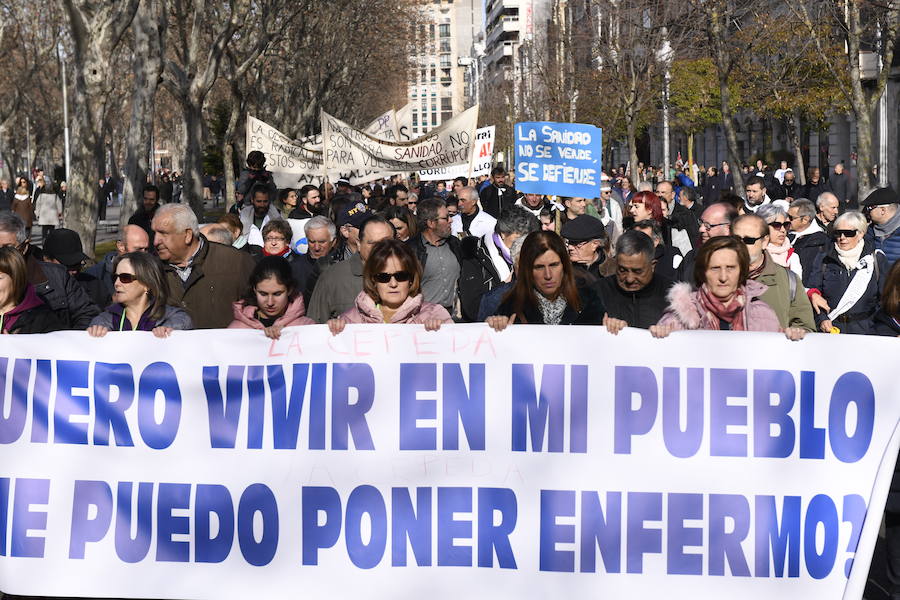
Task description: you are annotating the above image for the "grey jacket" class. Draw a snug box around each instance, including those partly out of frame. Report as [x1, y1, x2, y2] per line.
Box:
[90, 305, 194, 331]
[307, 253, 363, 323]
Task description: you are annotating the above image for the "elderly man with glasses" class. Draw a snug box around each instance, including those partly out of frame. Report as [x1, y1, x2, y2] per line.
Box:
[731, 213, 815, 332]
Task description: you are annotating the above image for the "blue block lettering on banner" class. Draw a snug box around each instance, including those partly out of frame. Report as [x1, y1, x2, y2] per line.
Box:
[514, 122, 602, 198]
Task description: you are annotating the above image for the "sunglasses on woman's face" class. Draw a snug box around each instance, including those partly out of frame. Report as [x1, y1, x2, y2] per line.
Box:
[832, 229, 857, 239]
[374, 271, 412, 284]
[769, 221, 791, 231]
[114, 272, 138, 284]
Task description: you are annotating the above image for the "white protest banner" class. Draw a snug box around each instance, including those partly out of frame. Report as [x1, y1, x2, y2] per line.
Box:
[246, 113, 403, 188]
[0, 326, 897, 600]
[396, 103, 413, 141]
[419, 126, 495, 181]
[322, 105, 479, 174]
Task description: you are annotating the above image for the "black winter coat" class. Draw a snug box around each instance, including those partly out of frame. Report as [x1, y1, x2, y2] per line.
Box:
[458, 235, 510, 322]
[805, 238, 887, 334]
[595, 273, 672, 328]
[6, 304, 66, 334]
[494, 282, 605, 325]
[25, 252, 100, 329]
[479, 184, 517, 219]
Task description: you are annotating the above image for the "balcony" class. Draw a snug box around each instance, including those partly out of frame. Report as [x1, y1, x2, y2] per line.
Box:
[486, 0, 520, 30]
[485, 40, 515, 68]
[486, 15, 520, 48]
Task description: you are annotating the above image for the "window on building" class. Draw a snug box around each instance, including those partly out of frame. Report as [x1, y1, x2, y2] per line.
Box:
[441, 111, 452, 122]
[441, 97, 452, 111]
[440, 40, 451, 53]
[439, 55, 451, 68]
[439, 24, 450, 37]
[432, 113, 438, 126]
[412, 113, 418, 126]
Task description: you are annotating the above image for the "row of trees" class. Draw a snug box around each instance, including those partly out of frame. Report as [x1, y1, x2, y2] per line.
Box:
[482, 0, 897, 199]
[0, 0, 413, 256]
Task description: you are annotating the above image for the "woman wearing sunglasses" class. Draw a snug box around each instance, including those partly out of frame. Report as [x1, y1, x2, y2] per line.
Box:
[806, 211, 888, 334]
[757, 204, 803, 279]
[328, 239, 451, 333]
[87, 252, 193, 337]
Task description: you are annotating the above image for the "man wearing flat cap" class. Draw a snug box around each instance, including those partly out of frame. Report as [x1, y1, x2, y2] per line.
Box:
[862, 187, 900, 266]
[560, 214, 612, 283]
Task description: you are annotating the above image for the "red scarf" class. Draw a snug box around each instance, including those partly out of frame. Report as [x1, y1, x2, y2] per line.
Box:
[698, 284, 746, 331]
[263, 246, 291, 258]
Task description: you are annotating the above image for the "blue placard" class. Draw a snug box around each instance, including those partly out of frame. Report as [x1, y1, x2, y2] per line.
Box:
[513, 122, 603, 198]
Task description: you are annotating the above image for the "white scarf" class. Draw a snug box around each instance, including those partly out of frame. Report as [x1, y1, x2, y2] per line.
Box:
[835, 242, 864, 271]
[828, 250, 881, 321]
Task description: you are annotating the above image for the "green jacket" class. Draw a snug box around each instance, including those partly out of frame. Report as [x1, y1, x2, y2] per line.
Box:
[754, 252, 816, 332]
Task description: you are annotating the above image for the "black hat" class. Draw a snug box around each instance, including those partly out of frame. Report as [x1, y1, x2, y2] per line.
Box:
[43, 228, 88, 268]
[862, 186, 899, 208]
[560, 215, 606, 243]
[337, 201, 371, 228]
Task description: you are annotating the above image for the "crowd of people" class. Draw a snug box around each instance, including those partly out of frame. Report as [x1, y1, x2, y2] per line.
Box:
[0, 151, 898, 344]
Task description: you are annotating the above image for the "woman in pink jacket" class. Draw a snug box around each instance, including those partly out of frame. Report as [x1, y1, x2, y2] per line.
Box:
[651, 236, 805, 340]
[328, 238, 452, 334]
[229, 255, 314, 339]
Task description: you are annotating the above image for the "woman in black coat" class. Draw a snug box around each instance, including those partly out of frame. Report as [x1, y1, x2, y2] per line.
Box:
[874, 260, 900, 336]
[0, 247, 64, 334]
[805, 211, 887, 335]
[486, 231, 605, 329]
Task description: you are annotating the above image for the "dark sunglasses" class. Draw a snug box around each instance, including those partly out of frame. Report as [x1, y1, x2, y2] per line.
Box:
[114, 272, 139, 284]
[769, 221, 791, 231]
[734, 234, 765, 245]
[374, 271, 412, 284]
[832, 229, 857, 239]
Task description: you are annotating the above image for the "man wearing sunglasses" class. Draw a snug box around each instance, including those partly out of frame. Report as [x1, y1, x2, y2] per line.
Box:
[732, 214, 815, 332]
[861, 187, 900, 266]
[0, 212, 100, 329]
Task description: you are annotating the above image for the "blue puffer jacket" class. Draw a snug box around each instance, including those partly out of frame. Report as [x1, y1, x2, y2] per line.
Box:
[806, 237, 887, 334]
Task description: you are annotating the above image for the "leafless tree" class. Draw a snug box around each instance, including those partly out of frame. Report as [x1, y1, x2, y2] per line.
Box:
[61, 0, 139, 257]
[120, 0, 167, 230]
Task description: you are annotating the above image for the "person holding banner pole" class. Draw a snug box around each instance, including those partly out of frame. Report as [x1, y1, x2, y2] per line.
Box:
[650, 236, 806, 340]
[328, 239, 451, 333]
[228, 255, 314, 339]
[87, 252, 193, 338]
[486, 231, 605, 329]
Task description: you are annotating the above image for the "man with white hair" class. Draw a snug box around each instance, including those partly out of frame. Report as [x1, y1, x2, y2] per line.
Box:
[815, 192, 840, 229]
[152, 204, 255, 328]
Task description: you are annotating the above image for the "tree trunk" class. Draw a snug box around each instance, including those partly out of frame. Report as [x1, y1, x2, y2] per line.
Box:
[121, 0, 166, 231]
[855, 106, 874, 203]
[181, 101, 205, 216]
[788, 112, 806, 186]
[222, 81, 243, 213]
[687, 133, 694, 171]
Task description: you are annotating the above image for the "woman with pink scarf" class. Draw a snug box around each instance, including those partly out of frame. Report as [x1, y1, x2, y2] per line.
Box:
[651, 236, 805, 340]
[757, 204, 803, 279]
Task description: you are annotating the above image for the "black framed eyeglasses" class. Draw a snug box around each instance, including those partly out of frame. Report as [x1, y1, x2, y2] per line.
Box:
[374, 271, 412, 283]
[769, 221, 791, 231]
[700, 221, 730, 230]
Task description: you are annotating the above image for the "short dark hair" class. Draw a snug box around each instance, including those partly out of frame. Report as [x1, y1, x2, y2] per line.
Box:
[416, 197, 447, 230]
[261, 219, 293, 242]
[247, 151, 266, 169]
[250, 184, 270, 200]
[616, 230, 655, 261]
[359, 214, 395, 241]
[299, 184, 318, 199]
[631, 219, 662, 242]
[680, 186, 697, 204]
[746, 175, 765, 189]
[143, 185, 159, 199]
[244, 256, 297, 304]
[491, 166, 506, 176]
[693, 235, 750, 288]
[453, 176, 468, 187]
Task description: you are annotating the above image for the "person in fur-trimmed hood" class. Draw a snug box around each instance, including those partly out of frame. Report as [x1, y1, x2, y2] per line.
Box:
[650, 235, 806, 340]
